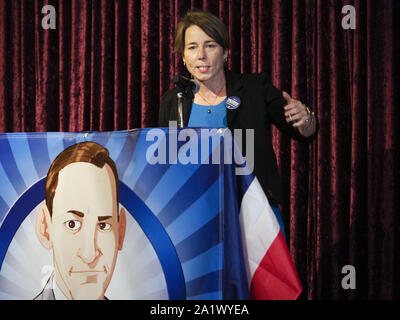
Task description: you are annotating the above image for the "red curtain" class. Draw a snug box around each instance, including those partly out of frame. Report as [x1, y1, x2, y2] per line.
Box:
[0, 0, 398, 299]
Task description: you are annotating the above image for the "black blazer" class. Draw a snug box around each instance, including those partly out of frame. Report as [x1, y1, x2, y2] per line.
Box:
[159, 70, 318, 205]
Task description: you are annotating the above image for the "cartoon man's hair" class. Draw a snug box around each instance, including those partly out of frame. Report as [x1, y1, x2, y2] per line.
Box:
[45, 141, 119, 218]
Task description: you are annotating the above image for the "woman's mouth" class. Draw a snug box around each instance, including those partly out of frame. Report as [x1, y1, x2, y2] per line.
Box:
[197, 66, 210, 73]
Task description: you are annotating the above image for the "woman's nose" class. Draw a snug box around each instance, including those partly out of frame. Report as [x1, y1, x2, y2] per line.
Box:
[197, 46, 206, 59]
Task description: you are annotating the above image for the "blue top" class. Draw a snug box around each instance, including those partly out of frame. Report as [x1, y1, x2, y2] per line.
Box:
[188, 98, 227, 128]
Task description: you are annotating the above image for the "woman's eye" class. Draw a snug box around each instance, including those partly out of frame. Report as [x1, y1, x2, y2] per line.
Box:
[64, 220, 81, 231]
[207, 44, 216, 48]
[187, 46, 196, 50]
[98, 222, 111, 231]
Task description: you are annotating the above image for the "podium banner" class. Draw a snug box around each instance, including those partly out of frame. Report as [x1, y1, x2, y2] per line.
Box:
[0, 128, 301, 300]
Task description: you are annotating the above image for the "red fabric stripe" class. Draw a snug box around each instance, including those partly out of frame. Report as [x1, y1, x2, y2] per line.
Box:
[250, 232, 302, 300]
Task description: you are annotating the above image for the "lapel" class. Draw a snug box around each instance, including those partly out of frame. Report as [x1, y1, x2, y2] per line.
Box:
[182, 94, 193, 127]
[225, 70, 244, 128]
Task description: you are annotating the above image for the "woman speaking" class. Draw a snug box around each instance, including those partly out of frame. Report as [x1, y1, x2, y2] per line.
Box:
[159, 10, 318, 237]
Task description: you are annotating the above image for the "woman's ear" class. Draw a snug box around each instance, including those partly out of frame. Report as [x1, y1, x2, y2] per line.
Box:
[36, 202, 52, 250]
[223, 50, 228, 63]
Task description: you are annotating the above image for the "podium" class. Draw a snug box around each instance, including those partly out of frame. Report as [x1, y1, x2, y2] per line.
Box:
[0, 128, 300, 300]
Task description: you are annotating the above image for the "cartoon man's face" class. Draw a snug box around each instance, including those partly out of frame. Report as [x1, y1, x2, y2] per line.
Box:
[36, 162, 126, 300]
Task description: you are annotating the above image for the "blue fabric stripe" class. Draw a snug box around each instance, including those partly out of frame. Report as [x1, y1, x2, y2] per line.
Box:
[105, 132, 127, 162]
[27, 134, 51, 178]
[174, 214, 220, 263]
[0, 163, 19, 208]
[188, 291, 222, 300]
[47, 133, 67, 163]
[0, 196, 9, 223]
[134, 163, 171, 202]
[114, 132, 140, 178]
[121, 131, 159, 189]
[222, 163, 249, 299]
[186, 271, 221, 298]
[145, 161, 201, 215]
[235, 170, 253, 202]
[166, 177, 221, 245]
[271, 206, 287, 241]
[0, 136, 27, 194]
[181, 243, 223, 283]
[6, 133, 39, 186]
[156, 164, 220, 228]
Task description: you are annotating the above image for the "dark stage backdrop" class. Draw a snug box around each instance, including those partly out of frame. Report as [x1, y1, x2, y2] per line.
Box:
[0, 0, 399, 299]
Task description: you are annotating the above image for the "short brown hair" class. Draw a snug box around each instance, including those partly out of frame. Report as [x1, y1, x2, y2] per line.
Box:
[45, 141, 119, 217]
[174, 9, 229, 56]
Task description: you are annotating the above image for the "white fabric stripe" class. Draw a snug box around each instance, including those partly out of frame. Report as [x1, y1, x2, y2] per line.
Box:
[239, 177, 280, 287]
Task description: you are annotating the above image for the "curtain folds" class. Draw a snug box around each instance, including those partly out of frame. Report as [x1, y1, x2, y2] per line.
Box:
[0, 0, 398, 299]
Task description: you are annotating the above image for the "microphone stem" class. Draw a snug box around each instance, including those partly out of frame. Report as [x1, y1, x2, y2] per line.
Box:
[177, 92, 184, 128]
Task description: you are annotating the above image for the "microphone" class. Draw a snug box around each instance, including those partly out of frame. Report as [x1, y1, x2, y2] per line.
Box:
[173, 75, 200, 97]
[173, 75, 199, 127]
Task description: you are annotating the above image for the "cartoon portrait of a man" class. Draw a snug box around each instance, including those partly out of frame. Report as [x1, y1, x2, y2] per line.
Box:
[34, 141, 127, 300]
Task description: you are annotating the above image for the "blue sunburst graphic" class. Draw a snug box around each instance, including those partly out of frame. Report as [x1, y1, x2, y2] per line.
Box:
[0, 129, 226, 300]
